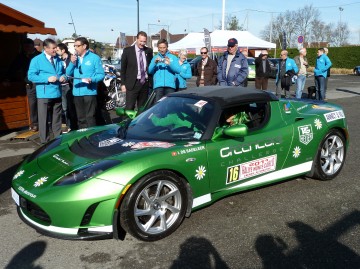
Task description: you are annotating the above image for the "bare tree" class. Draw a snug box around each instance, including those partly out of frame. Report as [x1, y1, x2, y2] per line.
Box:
[217, 15, 244, 31]
[331, 22, 350, 46]
[294, 5, 320, 44]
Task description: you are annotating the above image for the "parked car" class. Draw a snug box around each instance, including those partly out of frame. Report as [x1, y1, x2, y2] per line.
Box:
[353, 66, 360, 75]
[189, 56, 202, 76]
[269, 58, 280, 79]
[247, 57, 255, 80]
[12, 87, 348, 241]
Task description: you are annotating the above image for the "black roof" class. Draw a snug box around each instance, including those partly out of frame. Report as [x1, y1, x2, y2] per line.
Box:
[172, 86, 278, 107]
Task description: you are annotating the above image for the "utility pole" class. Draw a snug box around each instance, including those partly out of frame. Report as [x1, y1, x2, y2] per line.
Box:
[69, 12, 77, 36]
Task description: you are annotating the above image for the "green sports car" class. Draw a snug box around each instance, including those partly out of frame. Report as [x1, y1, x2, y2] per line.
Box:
[11, 87, 349, 241]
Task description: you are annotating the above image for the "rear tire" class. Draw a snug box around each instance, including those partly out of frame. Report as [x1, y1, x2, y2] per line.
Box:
[119, 170, 188, 241]
[312, 129, 346, 180]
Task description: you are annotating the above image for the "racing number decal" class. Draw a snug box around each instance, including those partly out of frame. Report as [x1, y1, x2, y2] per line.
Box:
[227, 165, 240, 183]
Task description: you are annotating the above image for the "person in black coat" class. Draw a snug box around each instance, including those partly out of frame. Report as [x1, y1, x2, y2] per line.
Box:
[254, 50, 272, 90]
[120, 31, 153, 110]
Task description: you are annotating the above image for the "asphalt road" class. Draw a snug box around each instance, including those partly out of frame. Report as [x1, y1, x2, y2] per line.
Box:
[0, 75, 360, 269]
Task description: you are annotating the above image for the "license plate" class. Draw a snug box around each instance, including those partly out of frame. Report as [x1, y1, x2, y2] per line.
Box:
[11, 188, 20, 206]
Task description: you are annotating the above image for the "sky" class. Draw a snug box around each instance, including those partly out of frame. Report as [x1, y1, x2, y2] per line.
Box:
[2, 0, 360, 45]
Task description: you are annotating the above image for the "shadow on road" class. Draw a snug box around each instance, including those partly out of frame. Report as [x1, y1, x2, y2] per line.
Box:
[256, 210, 360, 269]
[5, 241, 46, 269]
[170, 236, 229, 269]
[336, 88, 360, 96]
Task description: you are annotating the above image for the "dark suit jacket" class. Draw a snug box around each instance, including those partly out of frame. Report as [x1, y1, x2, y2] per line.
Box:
[120, 45, 153, 90]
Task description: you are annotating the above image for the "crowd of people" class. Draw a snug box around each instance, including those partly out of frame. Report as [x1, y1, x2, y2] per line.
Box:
[254, 47, 332, 100]
[5, 31, 332, 144]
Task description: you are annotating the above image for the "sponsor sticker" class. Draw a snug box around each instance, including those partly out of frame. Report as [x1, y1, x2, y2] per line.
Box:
[53, 154, 70, 166]
[34, 177, 48, 187]
[312, 105, 336, 111]
[284, 102, 291, 113]
[314, 118, 322, 130]
[194, 100, 208, 108]
[226, 155, 277, 184]
[298, 124, 313, 145]
[131, 141, 175, 149]
[324, 110, 345, 122]
[99, 137, 123, 147]
[172, 145, 205, 156]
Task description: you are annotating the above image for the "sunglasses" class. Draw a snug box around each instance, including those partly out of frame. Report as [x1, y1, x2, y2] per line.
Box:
[227, 45, 235, 48]
[200, 52, 207, 54]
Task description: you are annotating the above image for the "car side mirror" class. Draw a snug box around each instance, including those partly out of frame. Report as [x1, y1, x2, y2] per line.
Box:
[115, 108, 137, 119]
[212, 124, 248, 140]
[223, 124, 248, 137]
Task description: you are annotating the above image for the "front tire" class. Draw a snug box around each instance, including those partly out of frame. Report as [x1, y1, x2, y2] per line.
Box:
[313, 130, 346, 180]
[120, 171, 188, 241]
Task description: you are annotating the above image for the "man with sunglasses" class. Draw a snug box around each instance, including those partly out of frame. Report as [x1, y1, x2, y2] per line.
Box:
[217, 38, 248, 87]
[196, 47, 217, 87]
[66, 37, 105, 128]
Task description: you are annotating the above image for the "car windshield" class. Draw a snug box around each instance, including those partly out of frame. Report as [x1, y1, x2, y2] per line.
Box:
[124, 96, 214, 141]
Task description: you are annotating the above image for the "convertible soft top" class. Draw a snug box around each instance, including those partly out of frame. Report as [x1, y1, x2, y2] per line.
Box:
[172, 86, 278, 107]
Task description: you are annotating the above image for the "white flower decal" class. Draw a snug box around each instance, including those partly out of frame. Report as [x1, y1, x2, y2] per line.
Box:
[122, 142, 136, 147]
[34, 176, 48, 187]
[293, 146, 301, 158]
[314, 118, 322, 130]
[195, 165, 206, 180]
[77, 128, 88, 132]
[13, 170, 24, 180]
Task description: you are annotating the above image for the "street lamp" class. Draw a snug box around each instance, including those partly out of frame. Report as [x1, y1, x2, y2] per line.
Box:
[339, 7, 344, 45]
[137, 0, 140, 33]
[68, 12, 77, 36]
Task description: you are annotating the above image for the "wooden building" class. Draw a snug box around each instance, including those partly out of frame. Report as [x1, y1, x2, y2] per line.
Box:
[0, 3, 56, 130]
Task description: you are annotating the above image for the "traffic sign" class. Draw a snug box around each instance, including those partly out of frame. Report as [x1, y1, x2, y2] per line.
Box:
[298, 35, 304, 43]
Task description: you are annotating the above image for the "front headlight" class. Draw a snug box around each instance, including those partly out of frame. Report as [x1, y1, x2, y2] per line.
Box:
[54, 159, 121, 186]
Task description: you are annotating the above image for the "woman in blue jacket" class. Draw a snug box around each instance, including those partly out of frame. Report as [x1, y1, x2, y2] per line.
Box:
[175, 49, 192, 91]
[148, 39, 181, 101]
[276, 50, 299, 98]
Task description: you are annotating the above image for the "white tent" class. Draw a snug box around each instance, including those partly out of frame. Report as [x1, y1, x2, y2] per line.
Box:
[168, 32, 205, 51]
[210, 30, 276, 49]
[168, 30, 276, 51]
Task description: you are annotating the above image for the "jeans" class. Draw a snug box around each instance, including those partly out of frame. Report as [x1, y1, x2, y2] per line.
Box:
[315, 76, 326, 100]
[295, 74, 306, 99]
[155, 87, 175, 102]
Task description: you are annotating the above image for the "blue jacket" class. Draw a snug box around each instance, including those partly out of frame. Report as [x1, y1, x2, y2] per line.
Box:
[66, 50, 105, 96]
[148, 51, 181, 89]
[28, 53, 65, 98]
[217, 51, 248, 86]
[314, 54, 332, 77]
[175, 60, 192, 89]
[276, 58, 299, 84]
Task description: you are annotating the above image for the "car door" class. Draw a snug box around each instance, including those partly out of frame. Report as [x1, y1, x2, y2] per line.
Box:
[206, 101, 295, 193]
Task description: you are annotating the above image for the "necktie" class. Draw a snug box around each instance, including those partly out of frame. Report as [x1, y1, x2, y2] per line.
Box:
[139, 49, 146, 84]
[50, 57, 55, 69]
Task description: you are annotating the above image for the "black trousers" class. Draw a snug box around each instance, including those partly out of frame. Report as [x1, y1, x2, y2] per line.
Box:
[26, 83, 38, 127]
[125, 80, 149, 110]
[73, 95, 97, 128]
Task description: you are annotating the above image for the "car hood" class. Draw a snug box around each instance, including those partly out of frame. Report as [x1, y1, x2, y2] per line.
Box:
[36, 128, 186, 176]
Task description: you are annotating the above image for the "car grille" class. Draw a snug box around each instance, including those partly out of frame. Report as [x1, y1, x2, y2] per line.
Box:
[20, 196, 51, 225]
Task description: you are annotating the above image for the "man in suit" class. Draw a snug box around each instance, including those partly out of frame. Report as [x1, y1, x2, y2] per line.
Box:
[121, 31, 153, 110]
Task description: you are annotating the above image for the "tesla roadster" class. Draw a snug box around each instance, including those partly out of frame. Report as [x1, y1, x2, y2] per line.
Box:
[11, 86, 349, 241]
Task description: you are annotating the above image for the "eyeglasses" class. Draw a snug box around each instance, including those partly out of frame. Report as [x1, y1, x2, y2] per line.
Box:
[74, 44, 83, 48]
[200, 52, 207, 54]
[280, 54, 286, 56]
